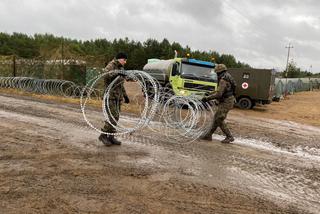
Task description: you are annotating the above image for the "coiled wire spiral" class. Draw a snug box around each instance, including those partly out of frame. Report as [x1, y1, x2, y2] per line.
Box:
[80, 70, 215, 144]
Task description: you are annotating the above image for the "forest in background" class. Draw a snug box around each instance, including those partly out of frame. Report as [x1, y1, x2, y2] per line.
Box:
[0, 32, 250, 69]
[1, 32, 319, 78]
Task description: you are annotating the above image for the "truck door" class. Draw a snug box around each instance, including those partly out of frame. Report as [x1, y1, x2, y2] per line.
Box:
[169, 62, 183, 94]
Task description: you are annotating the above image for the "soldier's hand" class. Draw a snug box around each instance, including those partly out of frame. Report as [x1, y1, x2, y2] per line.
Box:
[125, 76, 136, 82]
[212, 99, 219, 105]
[201, 96, 209, 103]
[118, 71, 126, 77]
[124, 95, 130, 104]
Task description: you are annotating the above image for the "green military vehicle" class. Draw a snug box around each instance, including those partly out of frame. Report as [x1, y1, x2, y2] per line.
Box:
[143, 58, 218, 99]
[228, 68, 275, 109]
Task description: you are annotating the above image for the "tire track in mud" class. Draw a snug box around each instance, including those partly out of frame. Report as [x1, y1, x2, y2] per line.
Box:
[127, 131, 320, 213]
[0, 113, 288, 214]
[1, 94, 320, 213]
[228, 115, 320, 149]
[228, 154, 320, 211]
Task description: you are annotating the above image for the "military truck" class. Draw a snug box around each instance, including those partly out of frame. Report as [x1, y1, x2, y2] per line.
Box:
[228, 68, 275, 109]
[143, 58, 218, 98]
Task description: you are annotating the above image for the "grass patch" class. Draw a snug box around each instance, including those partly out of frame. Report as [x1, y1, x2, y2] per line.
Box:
[0, 88, 144, 116]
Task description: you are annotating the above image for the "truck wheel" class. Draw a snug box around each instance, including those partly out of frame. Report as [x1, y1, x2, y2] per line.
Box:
[238, 97, 252, 109]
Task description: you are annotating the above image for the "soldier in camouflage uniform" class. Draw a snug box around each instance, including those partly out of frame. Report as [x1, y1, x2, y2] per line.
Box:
[201, 64, 236, 143]
[99, 52, 130, 146]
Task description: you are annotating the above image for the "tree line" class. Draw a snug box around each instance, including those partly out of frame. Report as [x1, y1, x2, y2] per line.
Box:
[0, 32, 250, 69]
[276, 61, 319, 78]
[1, 32, 318, 78]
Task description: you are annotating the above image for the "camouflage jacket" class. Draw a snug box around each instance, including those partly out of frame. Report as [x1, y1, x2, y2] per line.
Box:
[104, 59, 128, 101]
[206, 71, 235, 102]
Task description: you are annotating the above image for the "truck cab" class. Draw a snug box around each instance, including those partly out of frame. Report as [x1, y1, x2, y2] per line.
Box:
[143, 58, 217, 99]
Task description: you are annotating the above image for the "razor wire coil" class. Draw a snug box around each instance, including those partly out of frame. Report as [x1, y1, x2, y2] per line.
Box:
[80, 70, 215, 143]
[0, 71, 215, 144]
[0, 76, 101, 98]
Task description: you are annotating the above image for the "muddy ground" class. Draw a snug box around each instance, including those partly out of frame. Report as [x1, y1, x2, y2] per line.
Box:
[0, 91, 320, 214]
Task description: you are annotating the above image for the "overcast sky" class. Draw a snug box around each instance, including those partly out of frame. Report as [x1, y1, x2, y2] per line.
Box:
[0, 0, 319, 73]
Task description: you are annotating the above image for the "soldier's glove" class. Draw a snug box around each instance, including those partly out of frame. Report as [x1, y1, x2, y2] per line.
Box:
[212, 99, 219, 105]
[124, 95, 130, 104]
[201, 96, 209, 103]
[125, 76, 136, 82]
[118, 71, 127, 77]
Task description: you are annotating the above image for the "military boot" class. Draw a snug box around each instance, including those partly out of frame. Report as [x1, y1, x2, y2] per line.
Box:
[201, 133, 213, 141]
[108, 135, 122, 145]
[201, 124, 218, 141]
[220, 126, 234, 144]
[99, 134, 112, 146]
[221, 136, 234, 144]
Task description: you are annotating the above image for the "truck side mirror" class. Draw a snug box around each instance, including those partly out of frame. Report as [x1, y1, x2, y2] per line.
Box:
[172, 63, 179, 76]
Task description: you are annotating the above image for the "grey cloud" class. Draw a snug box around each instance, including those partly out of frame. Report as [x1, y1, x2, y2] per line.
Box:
[0, 0, 319, 72]
[169, 0, 223, 23]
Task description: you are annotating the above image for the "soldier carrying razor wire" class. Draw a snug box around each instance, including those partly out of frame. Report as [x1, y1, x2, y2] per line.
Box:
[99, 52, 130, 146]
[201, 64, 236, 144]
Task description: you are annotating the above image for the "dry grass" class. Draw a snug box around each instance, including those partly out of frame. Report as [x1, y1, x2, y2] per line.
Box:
[3, 84, 319, 127]
[0, 87, 144, 115]
[0, 87, 86, 104]
[233, 90, 320, 127]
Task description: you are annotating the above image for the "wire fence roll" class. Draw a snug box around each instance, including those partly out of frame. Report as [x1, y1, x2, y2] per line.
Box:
[80, 69, 215, 144]
[273, 77, 320, 100]
[0, 76, 101, 98]
[0, 71, 215, 144]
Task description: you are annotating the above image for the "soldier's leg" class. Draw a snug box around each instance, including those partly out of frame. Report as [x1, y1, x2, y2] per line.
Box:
[220, 120, 231, 136]
[102, 99, 120, 133]
[218, 107, 234, 143]
[214, 107, 228, 131]
[210, 106, 233, 143]
[201, 106, 222, 140]
[106, 100, 122, 145]
[221, 97, 235, 143]
[100, 99, 120, 146]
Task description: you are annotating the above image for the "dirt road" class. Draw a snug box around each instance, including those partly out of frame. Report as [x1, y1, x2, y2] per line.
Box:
[0, 92, 320, 213]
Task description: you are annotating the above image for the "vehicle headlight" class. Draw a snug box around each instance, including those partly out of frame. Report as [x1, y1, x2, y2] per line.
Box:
[180, 90, 186, 95]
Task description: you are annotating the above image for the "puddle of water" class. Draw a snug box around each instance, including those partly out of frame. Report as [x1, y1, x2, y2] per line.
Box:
[267, 119, 320, 133]
[212, 134, 320, 162]
[227, 165, 320, 214]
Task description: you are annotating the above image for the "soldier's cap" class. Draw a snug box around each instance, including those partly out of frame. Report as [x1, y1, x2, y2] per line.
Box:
[215, 64, 227, 73]
[116, 52, 128, 60]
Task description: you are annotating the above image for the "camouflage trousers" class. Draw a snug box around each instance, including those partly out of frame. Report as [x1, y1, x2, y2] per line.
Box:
[206, 96, 235, 138]
[101, 99, 121, 134]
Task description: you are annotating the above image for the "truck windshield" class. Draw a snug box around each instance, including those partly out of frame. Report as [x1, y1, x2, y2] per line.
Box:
[181, 63, 217, 82]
